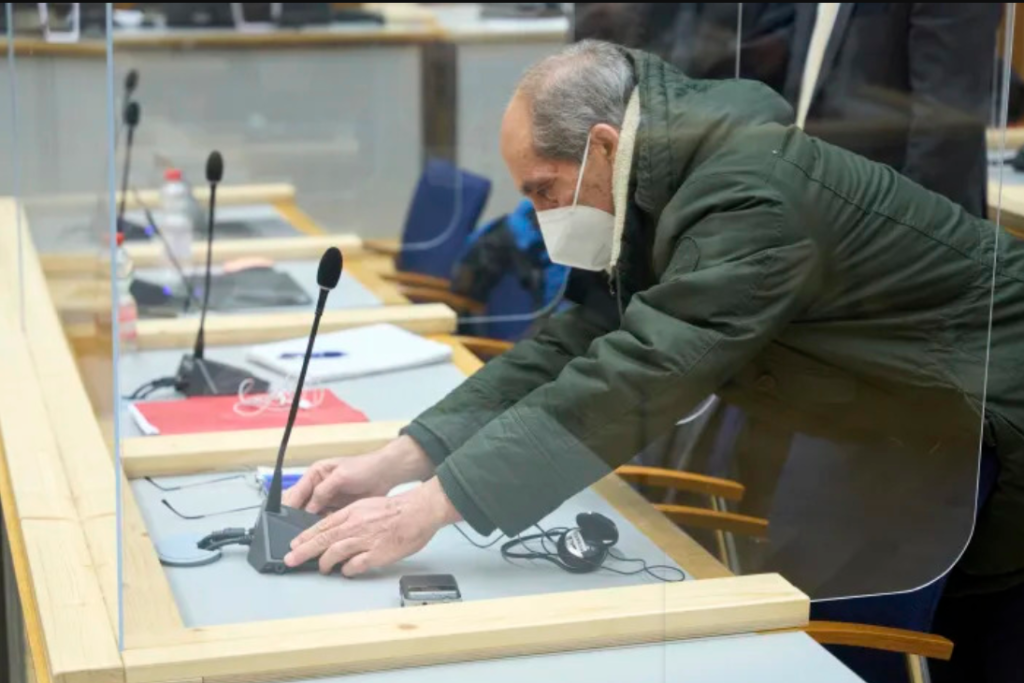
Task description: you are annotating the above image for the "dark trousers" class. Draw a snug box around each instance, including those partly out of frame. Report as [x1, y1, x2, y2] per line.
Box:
[931, 579, 1024, 683]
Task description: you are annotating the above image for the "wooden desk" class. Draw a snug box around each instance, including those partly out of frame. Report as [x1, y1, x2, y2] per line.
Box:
[0, 196, 808, 683]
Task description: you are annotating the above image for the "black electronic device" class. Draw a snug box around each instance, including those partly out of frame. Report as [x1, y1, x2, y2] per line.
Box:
[162, 3, 235, 28]
[173, 152, 270, 397]
[330, 6, 383, 25]
[400, 574, 462, 606]
[480, 3, 565, 19]
[247, 247, 344, 574]
[277, 3, 333, 27]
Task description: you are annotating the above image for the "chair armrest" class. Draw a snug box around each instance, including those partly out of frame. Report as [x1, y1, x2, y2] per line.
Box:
[396, 285, 486, 316]
[654, 504, 769, 539]
[615, 465, 745, 502]
[797, 622, 954, 661]
[379, 271, 453, 290]
[362, 238, 402, 256]
[450, 336, 514, 360]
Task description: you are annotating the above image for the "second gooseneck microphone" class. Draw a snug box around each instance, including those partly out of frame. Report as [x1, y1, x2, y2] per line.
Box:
[193, 151, 223, 361]
[117, 101, 140, 230]
[173, 151, 268, 397]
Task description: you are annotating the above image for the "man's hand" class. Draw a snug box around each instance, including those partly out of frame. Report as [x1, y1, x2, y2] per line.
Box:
[283, 436, 434, 515]
[283, 477, 461, 577]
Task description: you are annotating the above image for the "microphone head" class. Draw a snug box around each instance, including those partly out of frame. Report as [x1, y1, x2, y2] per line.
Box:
[125, 69, 139, 95]
[123, 101, 140, 127]
[317, 247, 343, 290]
[205, 151, 224, 184]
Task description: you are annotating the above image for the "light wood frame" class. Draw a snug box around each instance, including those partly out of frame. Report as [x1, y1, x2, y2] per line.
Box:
[0, 197, 810, 683]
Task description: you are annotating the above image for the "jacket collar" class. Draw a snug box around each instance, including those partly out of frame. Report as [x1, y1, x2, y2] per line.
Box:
[609, 88, 641, 272]
[613, 47, 794, 250]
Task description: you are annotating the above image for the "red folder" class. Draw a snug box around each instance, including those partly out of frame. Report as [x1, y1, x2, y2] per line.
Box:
[129, 390, 368, 436]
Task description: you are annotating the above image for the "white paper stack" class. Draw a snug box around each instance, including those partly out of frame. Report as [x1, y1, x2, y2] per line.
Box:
[246, 323, 453, 383]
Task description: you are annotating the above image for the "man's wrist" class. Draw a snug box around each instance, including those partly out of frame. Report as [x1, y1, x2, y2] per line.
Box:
[380, 435, 435, 483]
[419, 476, 462, 530]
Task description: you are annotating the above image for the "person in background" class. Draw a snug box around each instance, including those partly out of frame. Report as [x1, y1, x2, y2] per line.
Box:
[576, 3, 1002, 219]
[573, 3, 793, 91]
[783, 3, 1002, 218]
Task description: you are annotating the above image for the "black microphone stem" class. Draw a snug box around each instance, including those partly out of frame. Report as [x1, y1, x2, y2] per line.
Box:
[117, 125, 134, 225]
[194, 183, 217, 360]
[265, 288, 329, 514]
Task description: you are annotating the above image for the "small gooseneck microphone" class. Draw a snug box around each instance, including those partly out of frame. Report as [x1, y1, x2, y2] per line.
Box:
[115, 69, 139, 152]
[117, 101, 141, 231]
[173, 151, 269, 397]
[125, 69, 139, 98]
[249, 248, 344, 574]
[194, 151, 224, 361]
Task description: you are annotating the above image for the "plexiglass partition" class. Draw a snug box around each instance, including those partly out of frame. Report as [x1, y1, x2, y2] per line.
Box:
[3, 3, 1022, 683]
[574, 1, 1016, 603]
[2, 3, 122, 681]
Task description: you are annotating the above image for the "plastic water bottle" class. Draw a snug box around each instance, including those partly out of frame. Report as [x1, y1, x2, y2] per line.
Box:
[159, 168, 194, 275]
[115, 232, 139, 352]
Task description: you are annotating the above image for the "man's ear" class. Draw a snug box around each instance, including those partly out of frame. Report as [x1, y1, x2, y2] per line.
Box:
[591, 123, 620, 162]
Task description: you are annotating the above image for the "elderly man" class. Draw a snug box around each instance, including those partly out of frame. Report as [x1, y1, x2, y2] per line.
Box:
[283, 40, 1024, 649]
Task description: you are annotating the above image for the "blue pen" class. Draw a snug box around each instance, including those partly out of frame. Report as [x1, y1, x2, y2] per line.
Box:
[279, 351, 346, 360]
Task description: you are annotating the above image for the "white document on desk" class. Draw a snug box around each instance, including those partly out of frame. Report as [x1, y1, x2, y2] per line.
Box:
[246, 323, 453, 383]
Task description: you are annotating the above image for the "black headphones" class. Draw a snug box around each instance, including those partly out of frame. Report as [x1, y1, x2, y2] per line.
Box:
[501, 512, 621, 574]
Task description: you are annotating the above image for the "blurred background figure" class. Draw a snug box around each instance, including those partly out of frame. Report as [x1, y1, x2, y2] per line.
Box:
[573, 3, 792, 89]
[574, 3, 1003, 218]
[784, 3, 1002, 219]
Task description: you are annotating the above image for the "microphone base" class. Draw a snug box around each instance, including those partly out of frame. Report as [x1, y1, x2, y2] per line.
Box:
[247, 505, 321, 574]
[174, 355, 269, 397]
[118, 217, 152, 242]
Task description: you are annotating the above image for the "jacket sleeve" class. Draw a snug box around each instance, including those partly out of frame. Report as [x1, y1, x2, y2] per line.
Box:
[904, 4, 1002, 216]
[401, 303, 612, 468]
[434, 197, 822, 535]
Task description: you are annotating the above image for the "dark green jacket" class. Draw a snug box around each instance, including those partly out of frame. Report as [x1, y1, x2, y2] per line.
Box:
[404, 50, 1024, 589]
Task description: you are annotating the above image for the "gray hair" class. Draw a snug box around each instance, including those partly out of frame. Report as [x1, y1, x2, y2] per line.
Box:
[517, 40, 636, 162]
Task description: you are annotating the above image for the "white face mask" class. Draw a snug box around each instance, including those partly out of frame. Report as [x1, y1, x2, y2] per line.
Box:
[535, 135, 615, 271]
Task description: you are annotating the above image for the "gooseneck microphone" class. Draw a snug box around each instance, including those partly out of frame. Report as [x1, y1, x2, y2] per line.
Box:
[125, 69, 139, 99]
[115, 69, 139, 152]
[117, 101, 140, 232]
[173, 151, 269, 397]
[249, 247, 344, 574]
[194, 151, 223, 361]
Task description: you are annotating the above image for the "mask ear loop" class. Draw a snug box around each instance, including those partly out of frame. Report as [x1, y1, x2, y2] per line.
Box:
[571, 133, 594, 209]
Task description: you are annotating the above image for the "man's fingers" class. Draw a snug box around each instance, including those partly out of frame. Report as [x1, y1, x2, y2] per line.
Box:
[293, 507, 350, 549]
[319, 538, 365, 575]
[282, 463, 328, 509]
[307, 469, 348, 515]
[285, 514, 348, 567]
[341, 552, 374, 578]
